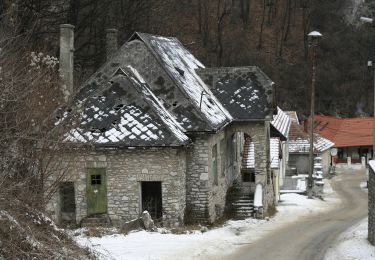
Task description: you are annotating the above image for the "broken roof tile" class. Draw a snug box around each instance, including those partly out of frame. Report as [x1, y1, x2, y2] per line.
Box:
[197, 67, 273, 121]
[62, 66, 190, 147]
[134, 33, 232, 131]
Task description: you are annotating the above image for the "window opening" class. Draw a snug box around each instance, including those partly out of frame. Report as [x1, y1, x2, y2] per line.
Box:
[212, 144, 218, 185]
[91, 174, 101, 185]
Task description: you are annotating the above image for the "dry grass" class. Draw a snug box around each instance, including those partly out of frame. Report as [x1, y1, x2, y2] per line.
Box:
[0, 196, 95, 259]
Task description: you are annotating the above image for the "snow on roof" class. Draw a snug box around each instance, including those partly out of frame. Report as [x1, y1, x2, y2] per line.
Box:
[197, 67, 273, 120]
[313, 133, 335, 153]
[289, 138, 310, 153]
[287, 111, 335, 154]
[62, 66, 190, 147]
[271, 107, 291, 139]
[242, 137, 280, 169]
[270, 138, 280, 168]
[136, 33, 232, 130]
[285, 111, 299, 123]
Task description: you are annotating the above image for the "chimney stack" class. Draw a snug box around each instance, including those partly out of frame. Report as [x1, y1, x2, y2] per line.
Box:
[105, 28, 118, 61]
[59, 24, 74, 101]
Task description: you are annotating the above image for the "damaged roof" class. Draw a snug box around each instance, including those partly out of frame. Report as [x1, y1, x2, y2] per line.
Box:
[196, 67, 273, 121]
[61, 66, 190, 147]
[64, 32, 274, 148]
[132, 33, 232, 131]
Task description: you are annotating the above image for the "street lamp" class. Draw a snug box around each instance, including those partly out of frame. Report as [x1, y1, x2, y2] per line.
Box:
[360, 17, 375, 159]
[308, 30, 323, 199]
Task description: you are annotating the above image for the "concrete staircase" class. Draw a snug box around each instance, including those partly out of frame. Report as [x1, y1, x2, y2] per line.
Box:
[80, 214, 112, 227]
[232, 194, 254, 219]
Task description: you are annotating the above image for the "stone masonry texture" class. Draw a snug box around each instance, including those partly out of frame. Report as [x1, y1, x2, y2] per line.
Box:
[46, 148, 186, 227]
[185, 121, 274, 224]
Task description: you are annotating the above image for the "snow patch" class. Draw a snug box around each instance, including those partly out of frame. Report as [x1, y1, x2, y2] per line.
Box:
[325, 218, 375, 260]
[75, 184, 340, 260]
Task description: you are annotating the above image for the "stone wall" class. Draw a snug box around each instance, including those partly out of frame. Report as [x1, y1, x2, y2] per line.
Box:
[184, 121, 274, 223]
[46, 148, 186, 227]
[369, 162, 375, 245]
[225, 121, 275, 214]
[185, 135, 210, 223]
[185, 129, 243, 224]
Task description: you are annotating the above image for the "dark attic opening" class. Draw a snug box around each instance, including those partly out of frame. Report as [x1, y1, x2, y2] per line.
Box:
[141, 181, 162, 220]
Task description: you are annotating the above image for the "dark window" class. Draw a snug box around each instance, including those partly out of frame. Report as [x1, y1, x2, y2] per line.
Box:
[242, 170, 255, 182]
[91, 174, 101, 185]
[220, 139, 225, 177]
[227, 134, 236, 167]
[212, 144, 218, 185]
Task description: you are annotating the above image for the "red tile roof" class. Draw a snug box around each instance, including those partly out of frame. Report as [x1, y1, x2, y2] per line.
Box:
[313, 115, 373, 147]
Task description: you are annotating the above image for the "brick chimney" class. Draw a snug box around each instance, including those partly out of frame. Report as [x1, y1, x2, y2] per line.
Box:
[105, 28, 118, 61]
[59, 24, 74, 101]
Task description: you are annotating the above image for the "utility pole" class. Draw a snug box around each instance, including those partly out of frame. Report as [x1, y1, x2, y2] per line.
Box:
[307, 31, 322, 199]
[360, 17, 375, 159]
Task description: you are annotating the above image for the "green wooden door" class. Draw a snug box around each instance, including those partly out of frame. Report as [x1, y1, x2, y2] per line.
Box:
[86, 168, 107, 215]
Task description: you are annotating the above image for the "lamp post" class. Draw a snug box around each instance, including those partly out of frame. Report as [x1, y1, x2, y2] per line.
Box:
[307, 31, 323, 199]
[360, 16, 375, 159]
[359, 16, 375, 160]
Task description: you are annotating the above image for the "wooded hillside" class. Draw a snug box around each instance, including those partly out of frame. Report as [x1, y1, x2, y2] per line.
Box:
[2, 0, 375, 117]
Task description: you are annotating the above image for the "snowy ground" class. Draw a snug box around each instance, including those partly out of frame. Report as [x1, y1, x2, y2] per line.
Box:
[324, 179, 374, 260]
[325, 218, 375, 260]
[76, 180, 340, 260]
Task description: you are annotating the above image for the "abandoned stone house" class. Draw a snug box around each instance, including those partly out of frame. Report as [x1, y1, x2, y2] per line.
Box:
[47, 24, 279, 227]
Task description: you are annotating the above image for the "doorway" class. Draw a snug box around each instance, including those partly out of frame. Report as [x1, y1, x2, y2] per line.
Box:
[59, 182, 76, 222]
[86, 168, 107, 215]
[141, 182, 162, 220]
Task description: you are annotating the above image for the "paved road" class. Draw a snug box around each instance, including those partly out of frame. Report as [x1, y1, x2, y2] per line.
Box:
[224, 169, 368, 260]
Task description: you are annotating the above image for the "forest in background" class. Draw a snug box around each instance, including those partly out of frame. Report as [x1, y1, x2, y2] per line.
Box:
[2, 0, 375, 117]
[1, 1, 375, 258]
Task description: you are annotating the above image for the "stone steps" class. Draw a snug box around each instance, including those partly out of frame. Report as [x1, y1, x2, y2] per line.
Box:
[232, 195, 254, 219]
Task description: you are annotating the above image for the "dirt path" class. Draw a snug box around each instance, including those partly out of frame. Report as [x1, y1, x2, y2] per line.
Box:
[224, 169, 368, 260]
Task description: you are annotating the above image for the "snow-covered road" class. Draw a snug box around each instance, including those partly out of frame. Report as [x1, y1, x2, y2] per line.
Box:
[227, 169, 368, 260]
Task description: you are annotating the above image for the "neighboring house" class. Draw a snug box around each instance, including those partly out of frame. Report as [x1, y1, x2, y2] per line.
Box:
[286, 112, 334, 175]
[46, 25, 276, 226]
[313, 115, 373, 166]
[270, 107, 291, 200]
